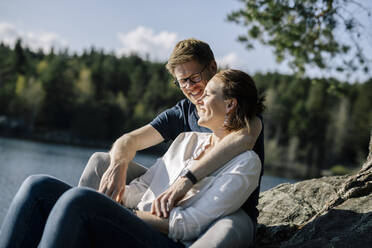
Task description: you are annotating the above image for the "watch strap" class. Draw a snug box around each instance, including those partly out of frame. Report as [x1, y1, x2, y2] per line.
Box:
[183, 170, 197, 184]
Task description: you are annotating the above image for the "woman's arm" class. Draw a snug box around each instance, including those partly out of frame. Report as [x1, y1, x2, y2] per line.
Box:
[190, 116, 261, 180]
[168, 154, 261, 241]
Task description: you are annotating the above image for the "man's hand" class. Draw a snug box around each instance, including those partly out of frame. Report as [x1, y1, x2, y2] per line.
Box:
[151, 177, 193, 218]
[99, 162, 128, 203]
[136, 210, 169, 234]
[98, 125, 164, 203]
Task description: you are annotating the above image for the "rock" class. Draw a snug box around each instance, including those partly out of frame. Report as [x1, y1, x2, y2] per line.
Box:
[256, 176, 372, 248]
[283, 195, 372, 248]
[255, 131, 372, 248]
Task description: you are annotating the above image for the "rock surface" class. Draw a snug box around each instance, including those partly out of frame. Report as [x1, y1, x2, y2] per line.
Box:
[255, 131, 372, 248]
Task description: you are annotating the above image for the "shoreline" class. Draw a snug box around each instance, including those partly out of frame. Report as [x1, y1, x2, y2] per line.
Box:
[0, 132, 168, 157]
[0, 133, 301, 180]
[1, 133, 347, 181]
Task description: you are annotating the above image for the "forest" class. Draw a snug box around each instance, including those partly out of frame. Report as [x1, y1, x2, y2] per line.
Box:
[0, 39, 371, 179]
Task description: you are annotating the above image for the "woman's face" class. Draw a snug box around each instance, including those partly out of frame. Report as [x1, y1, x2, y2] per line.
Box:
[197, 76, 228, 130]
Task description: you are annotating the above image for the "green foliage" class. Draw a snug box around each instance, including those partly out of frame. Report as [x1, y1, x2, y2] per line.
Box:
[255, 72, 372, 177]
[0, 41, 371, 178]
[228, 0, 371, 75]
[330, 164, 352, 175]
[0, 42, 182, 143]
[350, 79, 372, 161]
[228, 0, 371, 177]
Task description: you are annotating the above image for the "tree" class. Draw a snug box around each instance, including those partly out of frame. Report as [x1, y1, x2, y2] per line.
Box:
[303, 80, 330, 176]
[39, 56, 76, 130]
[228, 0, 372, 75]
[0, 44, 16, 115]
[351, 79, 372, 162]
[12, 39, 27, 75]
[14, 75, 45, 131]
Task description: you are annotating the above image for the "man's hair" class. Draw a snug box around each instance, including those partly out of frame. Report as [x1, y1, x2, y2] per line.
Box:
[216, 69, 265, 132]
[166, 38, 215, 76]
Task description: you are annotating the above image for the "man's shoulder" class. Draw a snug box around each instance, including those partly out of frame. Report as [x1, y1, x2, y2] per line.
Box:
[174, 98, 194, 110]
[162, 98, 194, 116]
[171, 99, 197, 123]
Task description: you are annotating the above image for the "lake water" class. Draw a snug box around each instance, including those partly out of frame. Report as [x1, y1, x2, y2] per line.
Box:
[0, 137, 296, 225]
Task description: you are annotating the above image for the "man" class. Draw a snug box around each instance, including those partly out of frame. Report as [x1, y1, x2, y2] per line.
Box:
[79, 38, 264, 247]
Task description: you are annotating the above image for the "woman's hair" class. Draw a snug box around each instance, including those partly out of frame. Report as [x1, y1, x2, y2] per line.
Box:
[215, 69, 265, 132]
[166, 38, 215, 76]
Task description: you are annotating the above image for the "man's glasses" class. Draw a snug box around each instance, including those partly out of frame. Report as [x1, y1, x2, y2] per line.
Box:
[174, 64, 208, 88]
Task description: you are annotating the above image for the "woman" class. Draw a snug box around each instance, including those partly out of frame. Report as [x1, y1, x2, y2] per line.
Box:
[0, 69, 264, 248]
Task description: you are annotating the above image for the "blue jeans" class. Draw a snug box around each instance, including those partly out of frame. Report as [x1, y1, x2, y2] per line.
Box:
[79, 152, 256, 248]
[0, 175, 184, 248]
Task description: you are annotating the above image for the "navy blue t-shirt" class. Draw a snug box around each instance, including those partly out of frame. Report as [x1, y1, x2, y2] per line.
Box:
[150, 98, 264, 224]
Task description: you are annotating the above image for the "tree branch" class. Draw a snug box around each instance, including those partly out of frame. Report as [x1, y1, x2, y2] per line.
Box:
[315, 0, 334, 19]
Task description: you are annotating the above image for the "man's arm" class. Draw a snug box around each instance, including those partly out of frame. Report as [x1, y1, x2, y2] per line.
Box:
[99, 124, 164, 202]
[135, 210, 169, 234]
[152, 117, 262, 217]
[190, 116, 262, 180]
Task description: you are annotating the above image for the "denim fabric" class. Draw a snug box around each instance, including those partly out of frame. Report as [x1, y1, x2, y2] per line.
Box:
[0, 175, 70, 247]
[0, 175, 184, 248]
[78, 152, 256, 248]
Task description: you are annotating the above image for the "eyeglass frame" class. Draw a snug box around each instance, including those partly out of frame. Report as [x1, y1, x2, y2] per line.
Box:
[173, 64, 208, 88]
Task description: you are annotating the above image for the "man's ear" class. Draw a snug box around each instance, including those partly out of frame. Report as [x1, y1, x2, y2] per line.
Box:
[225, 98, 237, 114]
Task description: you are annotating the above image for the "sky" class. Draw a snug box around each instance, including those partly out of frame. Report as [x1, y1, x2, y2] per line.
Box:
[1, 0, 371, 82]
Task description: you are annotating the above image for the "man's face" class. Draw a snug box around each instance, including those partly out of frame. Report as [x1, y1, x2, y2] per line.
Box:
[174, 60, 212, 105]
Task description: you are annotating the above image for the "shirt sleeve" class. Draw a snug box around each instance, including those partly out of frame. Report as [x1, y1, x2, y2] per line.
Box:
[150, 100, 186, 142]
[167, 154, 261, 242]
[121, 159, 161, 208]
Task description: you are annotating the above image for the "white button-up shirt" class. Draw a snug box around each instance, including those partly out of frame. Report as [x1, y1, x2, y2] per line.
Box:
[122, 132, 261, 243]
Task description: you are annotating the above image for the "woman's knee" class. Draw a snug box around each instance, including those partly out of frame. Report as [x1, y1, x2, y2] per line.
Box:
[21, 175, 59, 195]
[54, 188, 99, 213]
[12, 175, 68, 207]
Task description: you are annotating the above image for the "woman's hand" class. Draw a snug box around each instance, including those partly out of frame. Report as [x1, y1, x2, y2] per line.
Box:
[151, 177, 193, 218]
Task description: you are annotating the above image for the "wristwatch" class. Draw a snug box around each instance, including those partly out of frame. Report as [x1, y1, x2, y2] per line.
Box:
[180, 169, 197, 184]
